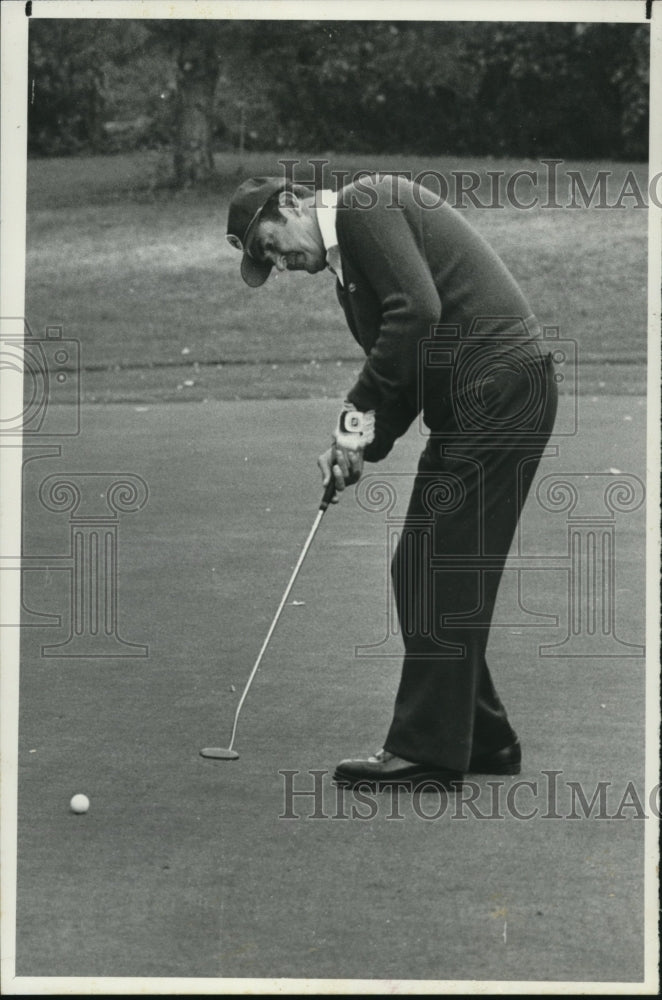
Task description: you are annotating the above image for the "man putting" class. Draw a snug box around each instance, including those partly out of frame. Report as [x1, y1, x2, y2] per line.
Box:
[226, 172, 558, 789]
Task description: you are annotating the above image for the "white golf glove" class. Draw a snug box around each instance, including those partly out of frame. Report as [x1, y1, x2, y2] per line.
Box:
[318, 403, 375, 500]
[333, 402, 376, 451]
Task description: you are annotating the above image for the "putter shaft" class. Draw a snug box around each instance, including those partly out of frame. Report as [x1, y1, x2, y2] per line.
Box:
[224, 482, 335, 753]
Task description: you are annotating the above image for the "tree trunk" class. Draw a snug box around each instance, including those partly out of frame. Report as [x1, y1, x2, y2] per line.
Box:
[173, 33, 220, 187]
[86, 64, 107, 153]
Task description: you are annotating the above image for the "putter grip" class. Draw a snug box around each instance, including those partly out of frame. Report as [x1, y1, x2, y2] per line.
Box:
[320, 480, 337, 511]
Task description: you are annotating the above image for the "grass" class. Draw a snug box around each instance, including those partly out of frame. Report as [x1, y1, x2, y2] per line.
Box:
[15, 394, 647, 981]
[24, 150, 649, 401]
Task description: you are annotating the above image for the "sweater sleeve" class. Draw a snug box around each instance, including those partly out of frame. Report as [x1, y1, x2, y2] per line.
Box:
[362, 394, 419, 463]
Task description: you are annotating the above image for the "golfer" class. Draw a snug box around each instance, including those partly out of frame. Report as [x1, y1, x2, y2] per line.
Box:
[226, 173, 558, 788]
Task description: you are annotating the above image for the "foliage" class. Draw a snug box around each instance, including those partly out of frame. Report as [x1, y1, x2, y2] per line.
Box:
[246, 22, 479, 153]
[465, 22, 650, 159]
[27, 19, 649, 162]
[28, 20, 155, 155]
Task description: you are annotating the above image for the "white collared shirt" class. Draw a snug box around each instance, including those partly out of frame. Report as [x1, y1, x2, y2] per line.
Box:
[315, 189, 343, 286]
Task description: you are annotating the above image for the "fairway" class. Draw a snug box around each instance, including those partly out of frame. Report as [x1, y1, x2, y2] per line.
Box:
[24, 153, 648, 397]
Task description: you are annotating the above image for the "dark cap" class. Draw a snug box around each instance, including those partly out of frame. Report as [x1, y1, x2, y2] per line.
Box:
[226, 176, 288, 287]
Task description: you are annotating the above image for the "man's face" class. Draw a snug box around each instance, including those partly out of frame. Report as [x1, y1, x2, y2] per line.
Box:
[250, 202, 327, 277]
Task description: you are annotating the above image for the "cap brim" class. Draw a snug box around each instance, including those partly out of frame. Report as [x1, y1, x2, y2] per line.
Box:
[241, 252, 272, 287]
[238, 205, 274, 287]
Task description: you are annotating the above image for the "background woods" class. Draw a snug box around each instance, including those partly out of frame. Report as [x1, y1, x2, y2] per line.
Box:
[27, 19, 649, 185]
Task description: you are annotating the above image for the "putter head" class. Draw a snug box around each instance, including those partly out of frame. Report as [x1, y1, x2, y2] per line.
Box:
[200, 747, 240, 760]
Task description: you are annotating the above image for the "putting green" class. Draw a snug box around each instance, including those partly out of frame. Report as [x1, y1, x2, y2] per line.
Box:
[13, 393, 648, 984]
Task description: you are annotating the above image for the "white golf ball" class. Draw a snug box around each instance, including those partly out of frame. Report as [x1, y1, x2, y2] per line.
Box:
[70, 793, 90, 814]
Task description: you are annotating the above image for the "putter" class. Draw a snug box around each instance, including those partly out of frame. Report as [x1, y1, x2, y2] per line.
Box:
[200, 479, 336, 761]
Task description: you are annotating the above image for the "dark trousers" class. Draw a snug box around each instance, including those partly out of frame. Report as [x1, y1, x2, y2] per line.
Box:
[384, 351, 558, 770]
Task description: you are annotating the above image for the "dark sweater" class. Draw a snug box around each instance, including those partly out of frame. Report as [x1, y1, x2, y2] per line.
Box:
[333, 175, 539, 461]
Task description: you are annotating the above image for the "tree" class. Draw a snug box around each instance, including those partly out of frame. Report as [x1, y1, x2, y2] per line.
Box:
[142, 22, 222, 186]
[252, 21, 480, 153]
[28, 20, 108, 155]
[143, 21, 272, 186]
[465, 21, 649, 159]
[27, 18, 648, 167]
[28, 19, 165, 156]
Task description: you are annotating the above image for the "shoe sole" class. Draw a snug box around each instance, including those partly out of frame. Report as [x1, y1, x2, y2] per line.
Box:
[332, 770, 464, 792]
[467, 762, 521, 776]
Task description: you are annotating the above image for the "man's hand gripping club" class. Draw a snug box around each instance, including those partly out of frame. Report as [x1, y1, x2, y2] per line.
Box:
[318, 403, 375, 503]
